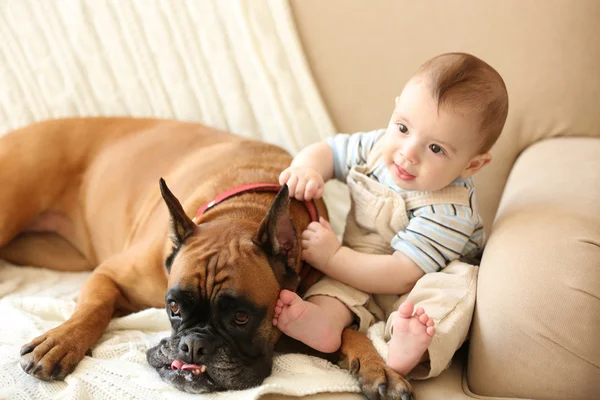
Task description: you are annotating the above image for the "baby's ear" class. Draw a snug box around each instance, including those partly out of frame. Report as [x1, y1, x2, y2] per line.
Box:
[460, 153, 492, 179]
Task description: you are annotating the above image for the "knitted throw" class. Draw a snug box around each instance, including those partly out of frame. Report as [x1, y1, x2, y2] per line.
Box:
[0, 1, 360, 399]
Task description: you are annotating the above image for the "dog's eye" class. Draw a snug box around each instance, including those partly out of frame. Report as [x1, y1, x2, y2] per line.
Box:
[233, 311, 249, 326]
[168, 301, 180, 317]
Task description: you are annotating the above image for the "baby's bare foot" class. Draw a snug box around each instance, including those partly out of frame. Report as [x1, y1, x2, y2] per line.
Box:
[386, 301, 435, 376]
[272, 290, 341, 353]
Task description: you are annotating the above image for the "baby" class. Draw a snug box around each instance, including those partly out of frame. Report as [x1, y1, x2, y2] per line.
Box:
[273, 52, 508, 377]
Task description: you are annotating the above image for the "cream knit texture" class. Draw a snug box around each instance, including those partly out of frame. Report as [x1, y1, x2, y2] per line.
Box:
[0, 1, 360, 399]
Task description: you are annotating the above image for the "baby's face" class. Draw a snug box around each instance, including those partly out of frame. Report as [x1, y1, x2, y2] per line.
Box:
[381, 78, 489, 192]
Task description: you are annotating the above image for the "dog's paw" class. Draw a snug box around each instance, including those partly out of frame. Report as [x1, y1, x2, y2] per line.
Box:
[19, 323, 90, 381]
[350, 357, 414, 400]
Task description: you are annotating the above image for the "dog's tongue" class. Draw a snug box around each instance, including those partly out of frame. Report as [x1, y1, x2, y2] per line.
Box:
[171, 360, 205, 372]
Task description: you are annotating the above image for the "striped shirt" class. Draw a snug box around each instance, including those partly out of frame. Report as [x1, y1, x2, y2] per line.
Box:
[327, 129, 485, 273]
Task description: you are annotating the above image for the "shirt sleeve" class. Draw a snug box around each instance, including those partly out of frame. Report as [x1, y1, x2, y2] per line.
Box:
[326, 129, 386, 183]
[391, 204, 477, 273]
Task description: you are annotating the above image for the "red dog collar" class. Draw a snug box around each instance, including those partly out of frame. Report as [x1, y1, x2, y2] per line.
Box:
[194, 182, 320, 293]
[195, 183, 319, 222]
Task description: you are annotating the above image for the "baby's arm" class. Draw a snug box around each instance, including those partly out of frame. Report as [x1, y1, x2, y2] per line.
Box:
[323, 247, 425, 295]
[279, 141, 334, 200]
[288, 141, 335, 182]
[302, 219, 425, 294]
[280, 130, 386, 201]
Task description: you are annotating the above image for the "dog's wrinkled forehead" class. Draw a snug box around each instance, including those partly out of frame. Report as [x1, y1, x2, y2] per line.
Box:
[167, 220, 281, 307]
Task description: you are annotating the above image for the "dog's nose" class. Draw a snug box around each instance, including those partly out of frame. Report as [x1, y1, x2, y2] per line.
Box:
[178, 334, 216, 360]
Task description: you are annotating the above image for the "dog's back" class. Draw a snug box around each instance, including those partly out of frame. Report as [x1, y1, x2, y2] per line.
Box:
[0, 117, 294, 268]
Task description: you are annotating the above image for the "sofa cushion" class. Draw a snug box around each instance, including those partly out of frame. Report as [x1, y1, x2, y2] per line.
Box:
[467, 138, 600, 399]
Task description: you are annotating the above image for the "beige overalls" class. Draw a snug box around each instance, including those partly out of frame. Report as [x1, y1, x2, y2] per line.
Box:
[304, 150, 479, 379]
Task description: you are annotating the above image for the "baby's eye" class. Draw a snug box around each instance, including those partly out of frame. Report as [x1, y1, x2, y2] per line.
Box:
[397, 123, 408, 134]
[429, 144, 445, 155]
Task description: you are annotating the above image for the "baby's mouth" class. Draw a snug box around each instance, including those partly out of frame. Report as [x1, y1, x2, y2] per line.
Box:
[394, 164, 416, 181]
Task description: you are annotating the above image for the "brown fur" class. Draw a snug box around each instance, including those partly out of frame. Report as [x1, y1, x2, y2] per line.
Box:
[0, 117, 412, 399]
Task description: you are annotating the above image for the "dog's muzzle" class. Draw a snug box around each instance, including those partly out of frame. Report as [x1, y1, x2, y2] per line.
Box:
[146, 332, 273, 393]
[178, 333, 217, 363]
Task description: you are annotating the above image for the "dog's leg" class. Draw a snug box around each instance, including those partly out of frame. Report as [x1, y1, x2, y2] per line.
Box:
[0, 123, 79, 248]
[0, 232, 93, 271]
[19, 267, 121, 380]
[339, 328, 414, 400]
[19, 243, 164, 381]
[0, 118, 144, 249]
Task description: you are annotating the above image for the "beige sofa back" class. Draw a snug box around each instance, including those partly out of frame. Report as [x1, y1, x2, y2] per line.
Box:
[292, 1, 600, 398]
[292, 0, 600, 233]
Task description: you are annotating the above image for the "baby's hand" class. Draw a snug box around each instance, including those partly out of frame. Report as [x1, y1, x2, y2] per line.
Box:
[279, 166, 324, 201]
[301, 217, 340, 271]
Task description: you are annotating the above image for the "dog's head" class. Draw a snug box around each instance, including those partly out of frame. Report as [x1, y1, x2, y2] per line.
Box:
[147, 179, 301, 393]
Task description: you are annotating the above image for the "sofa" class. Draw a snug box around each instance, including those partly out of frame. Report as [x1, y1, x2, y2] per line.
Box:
[284, 0, 600, 399]
[0, 1, 597, 400]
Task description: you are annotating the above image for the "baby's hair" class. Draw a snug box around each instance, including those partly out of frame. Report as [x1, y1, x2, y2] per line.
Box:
[414, 52, 509, 153]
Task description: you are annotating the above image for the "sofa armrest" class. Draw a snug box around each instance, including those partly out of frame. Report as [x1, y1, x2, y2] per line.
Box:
[466, 138, 600, 399]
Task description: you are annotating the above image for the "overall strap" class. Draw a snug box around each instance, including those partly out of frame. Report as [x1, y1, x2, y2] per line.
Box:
[404, 186, 471, 210]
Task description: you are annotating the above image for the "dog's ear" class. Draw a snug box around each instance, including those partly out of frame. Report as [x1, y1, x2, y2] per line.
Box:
[159, 178, 197, 247]
[254, 184, 299, 291]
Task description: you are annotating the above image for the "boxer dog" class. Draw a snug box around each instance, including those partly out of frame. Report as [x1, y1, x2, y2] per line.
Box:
[0, 118, 413, 399]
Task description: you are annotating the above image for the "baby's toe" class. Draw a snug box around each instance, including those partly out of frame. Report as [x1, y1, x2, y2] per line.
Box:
[279, 289, 299, 305]
[397, 301, 414, 317]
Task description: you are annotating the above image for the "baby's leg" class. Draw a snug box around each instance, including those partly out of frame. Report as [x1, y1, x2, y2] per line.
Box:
[273, 291, 353, 353]
[386, 301, 435, 375]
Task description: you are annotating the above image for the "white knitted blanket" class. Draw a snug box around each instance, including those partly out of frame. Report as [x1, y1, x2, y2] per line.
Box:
[0, 262, 369, 400]
[0, 1, 362, 399]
